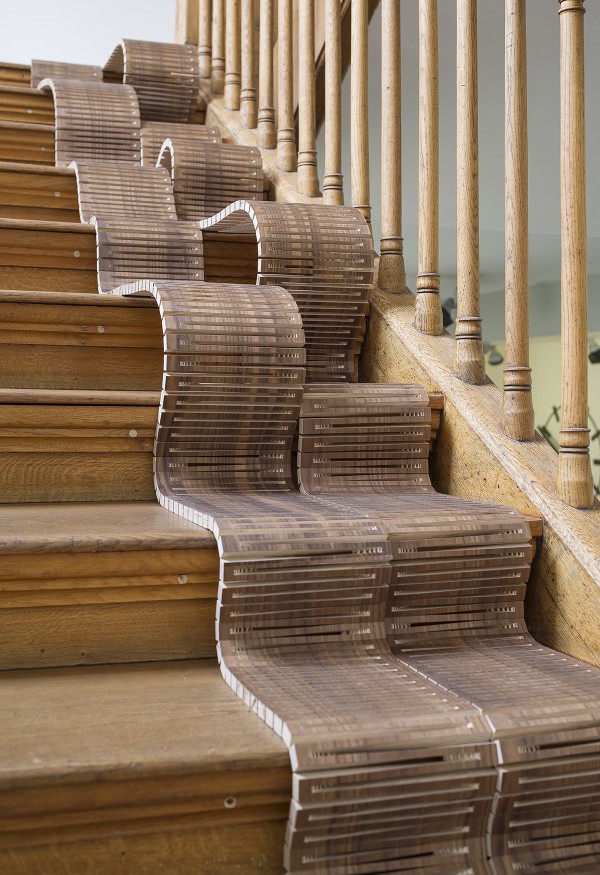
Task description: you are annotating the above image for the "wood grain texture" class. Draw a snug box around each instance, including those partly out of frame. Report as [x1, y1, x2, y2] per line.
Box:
[38, 78, 141, 167]
[503, 0, 535, 440]
[322, 0, 343, 205]
[240, 0, 258, 128]
[378, 0, 405, 292]
[350, 0, 370, 224]
[414, 0, 443, 335]
[257, 0, 275, 148]
[225, 0, 241, 110]
[0, 289, 163, 391]
[557, 0, 593, 507]
[0, 218, 97, 292]
[0, 659, 289, 872]
[276, 0, 296, 172]
[0, 162, 79, 222]
[30, 61, 101, 87]
[198, 0, 213, 79]
[0, 120, 54, 164]
[297, 0, 320, 196]
[454, 0, 485, 384]
[104, 40, 200, 124]
[0, 84, 54, 124]
[363, 288, 600, 666]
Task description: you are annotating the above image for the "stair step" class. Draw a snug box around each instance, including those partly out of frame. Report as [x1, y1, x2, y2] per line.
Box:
[0, 501, 218, 669]
[0, 218, 96, 291]
[0, 659, 288, 874]
[0, 85, 54, 125]
[0, 120, 54, 165]
[0, 162, 80, 222]
[0, 290, 163, 390]
[0, 389, 158, 502]
[0, 62, 30, 89]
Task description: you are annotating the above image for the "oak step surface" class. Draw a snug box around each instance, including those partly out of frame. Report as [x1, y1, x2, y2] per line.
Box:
[0, 84, 54, 124]
[0, 290, 163, 391]
[0, 501, 218, 669]
[0, 659, 288, 875]
[0, 120, 54, 165]
[0, 62, 30, 89]
[0, 217, 96, 291]
[0, 162, 80, 222]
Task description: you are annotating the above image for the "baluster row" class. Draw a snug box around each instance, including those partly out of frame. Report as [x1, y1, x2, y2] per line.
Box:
[189, 0, 592, 508]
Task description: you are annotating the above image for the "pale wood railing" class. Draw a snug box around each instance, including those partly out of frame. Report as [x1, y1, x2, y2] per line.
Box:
[177, 0, 594, 509]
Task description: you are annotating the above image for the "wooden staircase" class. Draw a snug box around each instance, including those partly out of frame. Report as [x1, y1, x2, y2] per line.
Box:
[0, 71, 293, 872]
[0, 60, 584, 875]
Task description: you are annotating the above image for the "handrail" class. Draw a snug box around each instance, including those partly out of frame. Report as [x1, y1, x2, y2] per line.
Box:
[183, 0, 593, 509]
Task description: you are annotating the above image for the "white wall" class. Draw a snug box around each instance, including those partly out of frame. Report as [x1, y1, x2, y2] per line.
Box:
[0, 1, 174, 67]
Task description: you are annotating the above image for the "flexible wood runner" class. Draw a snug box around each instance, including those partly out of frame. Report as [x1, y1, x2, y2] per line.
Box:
[36, 43, 600, 873]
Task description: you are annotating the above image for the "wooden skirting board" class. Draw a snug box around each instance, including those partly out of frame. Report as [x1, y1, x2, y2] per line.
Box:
[0, 659, 289, 875]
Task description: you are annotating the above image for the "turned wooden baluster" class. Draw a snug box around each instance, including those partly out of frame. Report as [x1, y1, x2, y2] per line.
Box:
[297, 0, 319, 196]
[379, 0, 405, 292]
[198, 0, 212, 79]
[323, 0, 343, 205]
[277, 0, 296, 170]
[351, 0, 370, 224]
[503, 0, 534, 439]
[176, 0, 200, 44]
[414, 0, 442, 333]
[258, 0, 276, 147]
[557, 0, 593, 507]
[211, 0, 226, 93]
[225, 0, 241, 109]
[241, 0, 257, 127]
[454, 0, 485, 382]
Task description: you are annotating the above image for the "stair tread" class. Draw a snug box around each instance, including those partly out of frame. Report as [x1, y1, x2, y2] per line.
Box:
[0, 501, 215, 553]
[0, 288, 154, 306]
[0, 658, 288, 784]
[0, 388, 161, 405]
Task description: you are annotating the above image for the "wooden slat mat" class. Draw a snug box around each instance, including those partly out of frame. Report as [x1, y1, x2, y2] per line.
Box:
[159, 138, 265, 220]
[103, 39, 200, 124]
[31, 60, 101, 87]
[37, 78, 141, 166]
[141, 121, 221, 166]
[50, 78, 600, 869]
[105, 272, 600, 874]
